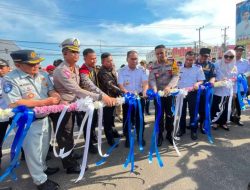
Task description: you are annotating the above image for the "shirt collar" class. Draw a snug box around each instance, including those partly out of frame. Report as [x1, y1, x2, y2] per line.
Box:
[84, 63, 94, 72]
[126, 65, 139, 71]
[184, 64, 194, 68]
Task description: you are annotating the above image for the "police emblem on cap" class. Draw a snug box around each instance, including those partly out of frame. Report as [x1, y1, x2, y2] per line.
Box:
[30, 52, 36, 58]
[73, 39, 79, 46]
[3, 81, 13, 93]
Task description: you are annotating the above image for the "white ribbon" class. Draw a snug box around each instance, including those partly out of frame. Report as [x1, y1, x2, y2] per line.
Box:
[172, 89, 187, 157]
[0, 108, 14, 122]
[97, 104, 109, 157]
[75, 104, 94, 183]
[227, 81, 234, 123]
[53, 105, 71, 158]
[53, 97, 93, 158]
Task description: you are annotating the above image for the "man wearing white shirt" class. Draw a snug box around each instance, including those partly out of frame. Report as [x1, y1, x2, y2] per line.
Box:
[231, 45, 250, 126]
[118, 50, 148, 147]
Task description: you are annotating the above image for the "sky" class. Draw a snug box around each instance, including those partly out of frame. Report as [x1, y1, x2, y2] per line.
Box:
[0, 0, 244, 67]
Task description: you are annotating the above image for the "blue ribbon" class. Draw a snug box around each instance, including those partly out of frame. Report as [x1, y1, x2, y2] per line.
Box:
[190, 85, 202, 127]
[203, 83, 214, 144]
[0, 105, 35, 182]
[95, 138, 121, 166]
[123, 92, 137, 172]
[170, 91, 179, 115]
[137, 98, 144, 152]
[237, 74, 249, 110]
[146, 89, 163, 168]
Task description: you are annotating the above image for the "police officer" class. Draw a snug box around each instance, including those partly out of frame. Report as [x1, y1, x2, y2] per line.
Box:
[97, 52, 123, 146]
[118, 50, 148, 148]
[2, 50, 60, 190]
[52, 38, 115, 174]
[149, 45, 179, 147]
[177, 51, 205, 140]
[231, 45, 250, 126]
[79, 48, 106, 153]
[195, 48, 216, 133]
[0, 58, 10, 169]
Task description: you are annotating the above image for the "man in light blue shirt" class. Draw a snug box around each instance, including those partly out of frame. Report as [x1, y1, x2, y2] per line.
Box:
[2, 50, 61, 190]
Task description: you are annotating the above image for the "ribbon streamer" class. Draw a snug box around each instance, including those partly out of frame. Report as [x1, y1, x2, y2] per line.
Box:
[191, 85, 202, 127]
[137, 98, 144, 152]
[0, 106, 35, 182]
[123, 92, 138, 172]
[237, 74, 248, 110]
[75, 104, 94, 183]
[147, 89, 163, 167]
[203, 83, 214, 144]
[172, 90, 187, 156]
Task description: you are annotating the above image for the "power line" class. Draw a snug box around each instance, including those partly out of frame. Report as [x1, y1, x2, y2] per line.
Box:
[0, 39, 194, 47]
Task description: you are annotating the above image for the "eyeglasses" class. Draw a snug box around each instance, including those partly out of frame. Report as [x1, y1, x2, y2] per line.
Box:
[224, 55, 234, 59]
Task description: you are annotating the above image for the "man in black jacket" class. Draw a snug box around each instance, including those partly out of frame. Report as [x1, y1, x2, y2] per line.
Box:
[98, 52, 122, 146]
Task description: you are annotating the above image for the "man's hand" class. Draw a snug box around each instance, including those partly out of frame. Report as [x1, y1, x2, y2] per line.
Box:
[163, 86, 171, 95]
[46, 97, 60, 105]
[59, 100, 69, 105]
[193, 83, 200, 90]
[102, 95, 117, 107]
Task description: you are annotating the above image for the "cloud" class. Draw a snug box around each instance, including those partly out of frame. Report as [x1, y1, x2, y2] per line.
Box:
[100, 0, 240, 46]
[0, 0, 242, 67]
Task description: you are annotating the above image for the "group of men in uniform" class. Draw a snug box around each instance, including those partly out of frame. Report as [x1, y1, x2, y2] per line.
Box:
[0, 37, 249, 190]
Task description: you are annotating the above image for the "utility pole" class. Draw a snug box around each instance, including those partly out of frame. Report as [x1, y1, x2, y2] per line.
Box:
[194, 41, 197, 55]
[221, 26, 229, 52]
[196, 26, 204, 51]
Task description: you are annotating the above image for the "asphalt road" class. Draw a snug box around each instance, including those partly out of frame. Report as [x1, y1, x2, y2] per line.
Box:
[1, 107, 250, 190]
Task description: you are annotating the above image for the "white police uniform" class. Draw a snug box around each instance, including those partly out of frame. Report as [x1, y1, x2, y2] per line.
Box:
[118, 65, 148, 143]
[178, 64, 205, 136]
[2, 68, 54, 185]
[118, 65, 148, 93]
[178, 64, 205, 89]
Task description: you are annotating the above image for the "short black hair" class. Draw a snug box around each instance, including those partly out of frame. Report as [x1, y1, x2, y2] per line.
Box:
[53, 59, 63, 67]
[185, 51, 196, 57]
[101, 52, 111, 60]
[155, 44, 166, 50]
[83, 48, 95, 57]
[127, 50, 137, 58]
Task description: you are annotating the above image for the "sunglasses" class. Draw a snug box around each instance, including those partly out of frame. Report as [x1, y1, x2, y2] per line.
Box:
[224, 55, 234, 59]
